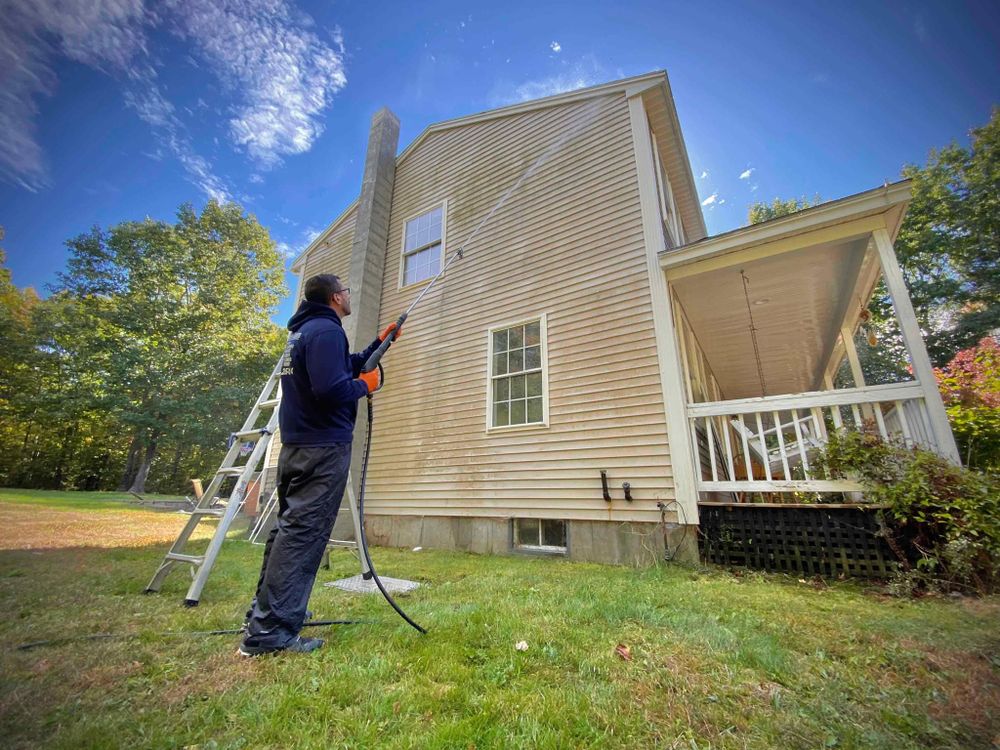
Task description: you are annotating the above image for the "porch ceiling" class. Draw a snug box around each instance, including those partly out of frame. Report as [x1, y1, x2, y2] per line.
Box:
[671, 236, 871, 400]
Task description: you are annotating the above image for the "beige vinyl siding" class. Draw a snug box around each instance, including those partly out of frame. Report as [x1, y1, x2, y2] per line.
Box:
[366, 92, 675, 524]
[263, 208, 359, 491]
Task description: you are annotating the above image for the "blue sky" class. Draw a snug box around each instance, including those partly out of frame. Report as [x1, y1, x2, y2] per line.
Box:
[1, 0, 998, 323]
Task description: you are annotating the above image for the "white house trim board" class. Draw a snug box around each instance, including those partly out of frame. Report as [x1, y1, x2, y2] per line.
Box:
[660, 180, 911, 276]
[663, 215, 887, 281]
[871, 228, 960, 463]
[627, 92, 699, 524]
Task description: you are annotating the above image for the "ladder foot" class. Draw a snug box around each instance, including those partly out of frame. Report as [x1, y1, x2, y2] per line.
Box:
[143, 588, 158, 595]
[183, 599, 200, 608]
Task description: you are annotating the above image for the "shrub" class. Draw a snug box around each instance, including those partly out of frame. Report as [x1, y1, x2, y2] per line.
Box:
[820, 429, 1000, 594]
[935, 336, 1000, 471]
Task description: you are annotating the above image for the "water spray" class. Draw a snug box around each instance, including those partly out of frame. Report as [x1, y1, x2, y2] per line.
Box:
[348, 99, 606, 634]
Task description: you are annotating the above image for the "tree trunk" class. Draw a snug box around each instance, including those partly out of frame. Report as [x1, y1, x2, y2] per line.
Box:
[128, 437, 158, 494]
[118, 435, 142, 491]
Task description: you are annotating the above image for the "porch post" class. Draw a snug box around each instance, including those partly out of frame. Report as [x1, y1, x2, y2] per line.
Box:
[628, 93, 700, 526]
[871, 228, 960, 463]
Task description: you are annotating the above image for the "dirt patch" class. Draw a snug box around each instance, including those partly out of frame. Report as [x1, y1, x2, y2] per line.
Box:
[898, 638, 1000, 747]
[0, 505, 212, 550]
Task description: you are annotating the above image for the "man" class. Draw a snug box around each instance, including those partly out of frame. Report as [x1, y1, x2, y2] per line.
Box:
[240, 273, 399, 656]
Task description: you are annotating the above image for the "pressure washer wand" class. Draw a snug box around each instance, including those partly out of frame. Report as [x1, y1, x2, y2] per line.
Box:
[361, 246, 463, 373]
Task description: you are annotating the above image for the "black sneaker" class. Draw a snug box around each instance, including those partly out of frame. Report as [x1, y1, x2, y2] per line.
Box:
[238, 635, 324, 657]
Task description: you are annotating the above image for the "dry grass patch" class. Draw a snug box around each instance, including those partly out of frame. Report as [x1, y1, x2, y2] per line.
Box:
[0, 504, 212, 550]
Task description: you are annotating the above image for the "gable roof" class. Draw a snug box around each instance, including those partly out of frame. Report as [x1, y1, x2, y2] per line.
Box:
[291, 70, 705, 272]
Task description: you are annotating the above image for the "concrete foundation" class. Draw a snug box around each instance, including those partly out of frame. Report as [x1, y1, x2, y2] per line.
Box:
[364, 515, 699, 566]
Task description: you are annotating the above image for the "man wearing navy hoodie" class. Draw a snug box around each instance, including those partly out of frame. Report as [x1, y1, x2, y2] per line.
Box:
[240, 273, 398, 656]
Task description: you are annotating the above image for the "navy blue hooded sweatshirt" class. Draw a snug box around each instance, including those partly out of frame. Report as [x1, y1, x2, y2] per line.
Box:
[278, 300, 381, 446]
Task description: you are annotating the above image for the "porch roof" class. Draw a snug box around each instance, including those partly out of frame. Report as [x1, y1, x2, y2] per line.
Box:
[659, 181, 912, 401]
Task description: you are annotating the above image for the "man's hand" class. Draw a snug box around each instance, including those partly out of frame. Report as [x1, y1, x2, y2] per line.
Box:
[358, 368, 382, 394]
[379, 322, 402, 342]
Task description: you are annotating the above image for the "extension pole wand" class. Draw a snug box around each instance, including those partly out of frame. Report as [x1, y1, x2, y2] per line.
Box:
[361, 246, 463, 373]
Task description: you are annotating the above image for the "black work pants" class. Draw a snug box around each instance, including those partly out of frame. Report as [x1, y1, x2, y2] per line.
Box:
[243, 442, 351, 649]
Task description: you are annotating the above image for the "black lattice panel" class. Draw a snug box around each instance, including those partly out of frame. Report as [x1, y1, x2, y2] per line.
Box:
[697, 503, 897, 579]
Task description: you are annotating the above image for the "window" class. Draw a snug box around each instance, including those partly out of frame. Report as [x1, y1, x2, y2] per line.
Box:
[649, 132, 682, 248]
[514, 518, 567, 553]
[489, 316, 547, 430]
[401, 204, 445, 286]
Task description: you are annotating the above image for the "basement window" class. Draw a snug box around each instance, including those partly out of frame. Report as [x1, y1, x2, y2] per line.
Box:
[401, 203, 445, 286]
[488, 315, 548, 430]
[514, 518, 567, 553]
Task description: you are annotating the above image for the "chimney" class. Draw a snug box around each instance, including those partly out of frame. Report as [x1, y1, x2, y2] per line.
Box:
[335, 108, 399, 545]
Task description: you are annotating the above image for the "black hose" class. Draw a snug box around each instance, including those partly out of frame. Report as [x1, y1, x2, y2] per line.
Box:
[355, 395, 427, 634]
[15, 619, 368, 652]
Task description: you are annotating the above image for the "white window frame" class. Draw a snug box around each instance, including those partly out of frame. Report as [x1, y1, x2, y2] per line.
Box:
[398, 199, 448, 290]
[513, 518, 567, 554]
[649, 131, 683, 248]
[486, 313, 550, 433]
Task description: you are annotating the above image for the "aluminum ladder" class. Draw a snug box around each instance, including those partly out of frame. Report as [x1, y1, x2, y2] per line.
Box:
[145, 357, 282, 606]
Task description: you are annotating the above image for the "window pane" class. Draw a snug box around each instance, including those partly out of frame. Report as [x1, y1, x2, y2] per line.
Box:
[525, 321, 540, 346]
[526, 372, 543, 397]
[511, 399, 526, 424]
[510, 374, 525, 399]
[493, 352, 507, 376]
[404, 245, 439, 285]
[508, 348, 523, 372]
[494, 377, 509, 401]
[542, 519, 566, 547]
[517, 518, 540, 546]
[494, 402, 509, 427]
[493, 329, 508, 353]
[525, 345, 541, 370]
[526, 397, 543, 423]
[509, 326, 523, 349]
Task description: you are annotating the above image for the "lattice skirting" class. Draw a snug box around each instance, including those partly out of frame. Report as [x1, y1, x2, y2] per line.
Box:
[697, 503, 899, 578]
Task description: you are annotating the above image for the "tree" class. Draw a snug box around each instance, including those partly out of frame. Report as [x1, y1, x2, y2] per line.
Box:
[55, 201, 287, 493]
[747, 195, 821, 224]
[894, 108, 1000, 365]
[935, 336, 1000, 471]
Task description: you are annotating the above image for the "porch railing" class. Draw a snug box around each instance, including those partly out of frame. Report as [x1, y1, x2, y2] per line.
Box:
[686, 382, 936, 494]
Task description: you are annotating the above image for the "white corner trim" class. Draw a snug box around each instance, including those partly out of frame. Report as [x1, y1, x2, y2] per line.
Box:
[871, 228, 961, 463]
[627, 95, 700, 524]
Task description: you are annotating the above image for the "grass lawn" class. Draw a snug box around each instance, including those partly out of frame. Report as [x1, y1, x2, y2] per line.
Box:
[0, 492, 998, 749]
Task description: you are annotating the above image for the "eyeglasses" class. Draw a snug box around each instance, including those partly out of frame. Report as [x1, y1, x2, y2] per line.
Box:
[335, 287, 351, 295]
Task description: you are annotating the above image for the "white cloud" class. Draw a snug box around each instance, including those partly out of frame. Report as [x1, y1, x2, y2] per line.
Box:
[701, 192, 718, 207]
[0, 0, 147, 191]
[248, 173, 264, 184]
[699, 170, 708, 179]
[0, 0, 347, 195]
[550, 41, 562, 53]
[494, 55, 606, 105]
[164, 0, 347, 168]
[739, 167, 755, 180]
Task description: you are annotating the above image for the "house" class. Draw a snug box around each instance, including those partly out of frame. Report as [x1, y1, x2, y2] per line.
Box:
[262, 71, 959, 566]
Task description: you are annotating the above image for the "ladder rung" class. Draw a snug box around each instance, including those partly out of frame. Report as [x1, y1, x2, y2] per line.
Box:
[232, 429, 271, 441]
[259, 398, 281, 409]
[191, 507, 226, 517]
[166, 552, 204, 565]
[216, 467, 246, 476]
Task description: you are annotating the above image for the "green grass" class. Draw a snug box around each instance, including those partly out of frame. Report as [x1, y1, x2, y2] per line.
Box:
[1, 492, 998, 749]
[0, 488, 187, 511]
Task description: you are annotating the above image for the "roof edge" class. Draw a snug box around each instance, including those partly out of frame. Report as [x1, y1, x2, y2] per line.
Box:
[660, 179, 913, 268]
[288, 198, 359, 272]
[395, 70, 668, 168]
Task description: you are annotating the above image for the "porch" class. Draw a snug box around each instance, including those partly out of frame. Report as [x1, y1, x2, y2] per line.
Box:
[657, 181, 960, 506]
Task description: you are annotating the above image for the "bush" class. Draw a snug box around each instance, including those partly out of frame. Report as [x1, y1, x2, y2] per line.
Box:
[935, 336, 1000, 471]
[820, 429, 1000, 595]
